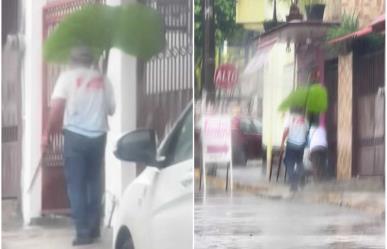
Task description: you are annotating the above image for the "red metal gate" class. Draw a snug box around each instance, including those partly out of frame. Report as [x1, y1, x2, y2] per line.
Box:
[353, 48, 385, 177]
[42, 0, 104, 214]
[137, 0, 193, 141]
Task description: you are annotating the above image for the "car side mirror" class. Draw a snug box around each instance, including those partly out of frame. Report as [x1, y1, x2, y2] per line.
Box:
[114, 129, 157, 166]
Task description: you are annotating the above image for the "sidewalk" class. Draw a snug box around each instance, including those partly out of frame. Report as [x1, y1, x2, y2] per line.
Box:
[2, 203, 113, 249]
[195, 160, 385, 216]
[3, 225, 113, 249]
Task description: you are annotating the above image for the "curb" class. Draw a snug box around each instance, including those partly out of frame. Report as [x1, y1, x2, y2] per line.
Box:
[196, 173, 385, 217]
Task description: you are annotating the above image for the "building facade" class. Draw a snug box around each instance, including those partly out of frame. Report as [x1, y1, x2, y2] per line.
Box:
[325, 0, 385, 179]
[236, 0, 385, 180]
[8, 0, 192, 225]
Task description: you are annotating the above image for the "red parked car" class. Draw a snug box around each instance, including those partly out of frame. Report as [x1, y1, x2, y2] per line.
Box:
[231, 117, 264, 166]
[194, 116, 264, 167]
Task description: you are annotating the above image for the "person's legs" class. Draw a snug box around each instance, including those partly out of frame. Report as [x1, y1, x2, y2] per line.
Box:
[320, 149, 328, 179]
[284, 147, 297, 191]
[295, 148, 305, 187]
[315, 147, 328, 179]
[310, 150, 319, 181]
[63, 130, 91, 244]
[310, 147, 328, 181]
[85, 134, 106, 239]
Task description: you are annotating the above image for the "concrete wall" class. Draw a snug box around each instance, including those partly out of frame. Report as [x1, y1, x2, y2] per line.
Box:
[262, 43, 294, 147]
[324, 0, 384, 25]
[324, 0, 342, 22]
[104, 48, 138, 226]
[337, 52, 353, 180]
[262, 43, 294, 175]
[236, 0, 290, 30]
[103, 0, 138, 227]
[340, 0, 384, 27]
[21, 0, 44, 224]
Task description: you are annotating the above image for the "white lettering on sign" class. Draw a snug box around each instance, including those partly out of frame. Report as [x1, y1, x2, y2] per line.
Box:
[214, 64, 239, 89]
[202, 115, 232, 163]
[201, 115, 234, 193]
[204, 119, 230, 137]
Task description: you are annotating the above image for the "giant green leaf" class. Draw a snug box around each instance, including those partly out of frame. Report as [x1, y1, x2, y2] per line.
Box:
[114, 3, 166, 60]
[278, 86, 309, 112]
[278, 84, 328, 114]
[306, 84, 328, 113]
[43, 3, 165, 63]
[44, 4, 118, 63]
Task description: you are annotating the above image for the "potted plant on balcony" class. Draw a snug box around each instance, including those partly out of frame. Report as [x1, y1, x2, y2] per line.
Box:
[272, 0, 324, 22]
[302, 0, 326, 21]
[326, 13, 359, 54]
[286, 0, 303, 22]
[264, 0, 286, 31]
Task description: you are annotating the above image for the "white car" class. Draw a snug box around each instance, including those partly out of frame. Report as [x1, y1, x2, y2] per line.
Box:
[112, 103, 193, 249]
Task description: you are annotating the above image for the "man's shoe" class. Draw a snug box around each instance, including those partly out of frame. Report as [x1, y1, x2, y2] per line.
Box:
[299, 176, 306, 188]
[72, 236, 93, 246]
[290, 185, 298, 192]
[91, 228, 101, 239]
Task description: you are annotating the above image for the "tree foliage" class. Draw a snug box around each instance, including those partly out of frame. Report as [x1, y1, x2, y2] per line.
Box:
[195, 0, 250, 94]
[195, 0, 247, 61]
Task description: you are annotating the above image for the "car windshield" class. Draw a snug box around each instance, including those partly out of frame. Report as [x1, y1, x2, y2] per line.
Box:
[171, 107, 193, 164]
[157, 104, 193, 166]
[240, 119, 251, 133]
[252, 120, 262, 133]
[239, 118, 262, 134]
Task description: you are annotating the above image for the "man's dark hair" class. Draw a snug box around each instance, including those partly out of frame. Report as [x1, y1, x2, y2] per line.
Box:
[309, 114, 319, 125]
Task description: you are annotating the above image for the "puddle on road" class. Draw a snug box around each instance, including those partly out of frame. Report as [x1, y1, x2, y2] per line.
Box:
[320, 221, 385, 236]
[195, 193, 385, 249]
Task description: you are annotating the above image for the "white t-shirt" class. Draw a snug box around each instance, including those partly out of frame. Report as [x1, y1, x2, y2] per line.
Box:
[284, 113, 309, 147]
[309, 126, 328, 150]
[51, 67, 115, 137]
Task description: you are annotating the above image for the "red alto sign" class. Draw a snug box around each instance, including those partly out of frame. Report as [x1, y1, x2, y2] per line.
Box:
[214, 64, 239, 89]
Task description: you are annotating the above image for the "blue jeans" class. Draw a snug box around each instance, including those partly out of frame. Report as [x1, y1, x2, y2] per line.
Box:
[63, 129, 106, 238]
[284, 144, 305, 190]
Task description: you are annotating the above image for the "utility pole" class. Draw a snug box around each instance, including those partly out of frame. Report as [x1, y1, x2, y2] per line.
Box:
[202, 0, 215, 102]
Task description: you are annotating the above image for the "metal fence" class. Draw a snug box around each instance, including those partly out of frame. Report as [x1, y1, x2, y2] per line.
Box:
[137, 0, 193, 140]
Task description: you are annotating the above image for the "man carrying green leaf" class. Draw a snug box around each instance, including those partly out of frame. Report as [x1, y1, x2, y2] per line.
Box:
[42, 46, 115, 246]
[280, 107, 309, 192]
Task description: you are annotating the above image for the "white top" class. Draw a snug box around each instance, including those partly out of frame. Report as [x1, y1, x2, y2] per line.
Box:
[51, 67, 115, 137]
[284, 113, 309, 147]
[309, 126, 328, 150]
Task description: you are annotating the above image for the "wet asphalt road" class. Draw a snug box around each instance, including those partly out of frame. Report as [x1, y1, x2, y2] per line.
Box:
[195, 191, 385, 249]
